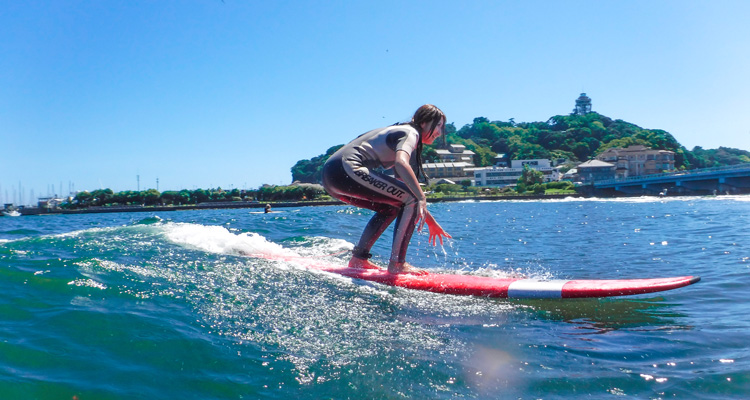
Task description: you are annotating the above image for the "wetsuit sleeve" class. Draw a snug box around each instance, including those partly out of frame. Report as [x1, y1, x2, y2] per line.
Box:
[386, 129, 419, 156]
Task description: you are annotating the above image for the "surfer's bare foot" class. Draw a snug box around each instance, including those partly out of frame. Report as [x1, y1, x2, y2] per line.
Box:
[349, 257, 381, 270]
[388, 262, 428, 275]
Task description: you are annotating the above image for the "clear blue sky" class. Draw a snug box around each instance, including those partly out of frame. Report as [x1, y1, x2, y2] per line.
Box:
[2, 0, 749, 204]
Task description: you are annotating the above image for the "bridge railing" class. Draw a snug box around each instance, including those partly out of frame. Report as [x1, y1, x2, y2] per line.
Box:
[593, 163, 750, 186]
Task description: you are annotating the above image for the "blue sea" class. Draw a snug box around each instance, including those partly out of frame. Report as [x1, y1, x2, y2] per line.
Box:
[1, 196, 748, 399]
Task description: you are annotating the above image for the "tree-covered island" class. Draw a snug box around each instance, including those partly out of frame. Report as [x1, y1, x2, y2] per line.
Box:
[291, 110, 750, 197]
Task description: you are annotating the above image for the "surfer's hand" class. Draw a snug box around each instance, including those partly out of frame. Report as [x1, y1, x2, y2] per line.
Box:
[427, 221, 451, 246]
[422, 213, 451, 246]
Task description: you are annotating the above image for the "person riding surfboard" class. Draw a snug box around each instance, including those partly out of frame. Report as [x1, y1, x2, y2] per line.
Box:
[322, 104, 452, 274]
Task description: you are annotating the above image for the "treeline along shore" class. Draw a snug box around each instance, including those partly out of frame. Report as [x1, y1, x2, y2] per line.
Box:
[14, 183, 581, 216]
[16, 193, 580, 216]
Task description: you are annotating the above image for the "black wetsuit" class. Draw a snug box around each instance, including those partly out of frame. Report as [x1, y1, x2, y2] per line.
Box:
[322, 124, 421, 264]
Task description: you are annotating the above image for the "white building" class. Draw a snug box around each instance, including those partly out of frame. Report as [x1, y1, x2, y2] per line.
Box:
[473, 159, 560, 187]
[510, 159, 550, 169]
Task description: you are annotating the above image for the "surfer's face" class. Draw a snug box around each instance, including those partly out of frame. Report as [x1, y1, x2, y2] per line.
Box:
[421, 119, 444, 145]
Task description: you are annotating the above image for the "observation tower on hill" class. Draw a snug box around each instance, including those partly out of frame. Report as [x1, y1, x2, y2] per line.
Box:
[573, 93, 592, 115]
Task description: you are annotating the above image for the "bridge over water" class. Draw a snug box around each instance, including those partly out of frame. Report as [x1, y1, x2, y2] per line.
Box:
[591, 163, 750, 196]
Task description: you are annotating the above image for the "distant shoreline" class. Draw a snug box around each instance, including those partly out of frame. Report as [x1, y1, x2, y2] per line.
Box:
[10, 194, 583, 216]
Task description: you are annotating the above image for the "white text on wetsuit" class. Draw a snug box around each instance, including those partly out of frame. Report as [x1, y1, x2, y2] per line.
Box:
[353, 170, 406, 198]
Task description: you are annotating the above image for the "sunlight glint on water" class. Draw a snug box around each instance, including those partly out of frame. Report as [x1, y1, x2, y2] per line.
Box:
[0, 196, 747, 398]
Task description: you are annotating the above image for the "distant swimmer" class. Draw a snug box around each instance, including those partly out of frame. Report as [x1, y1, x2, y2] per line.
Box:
[322, 104, 451, 274]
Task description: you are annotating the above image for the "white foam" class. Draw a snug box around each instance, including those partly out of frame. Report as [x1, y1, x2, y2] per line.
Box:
[162, 222, 296, 258]
[293, 236, 353, 258]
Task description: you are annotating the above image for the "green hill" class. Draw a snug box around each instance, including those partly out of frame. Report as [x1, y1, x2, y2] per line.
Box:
[292, 113, 750, 184]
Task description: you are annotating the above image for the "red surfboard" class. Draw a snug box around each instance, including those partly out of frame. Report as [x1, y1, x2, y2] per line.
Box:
[258, 254, 700, 299]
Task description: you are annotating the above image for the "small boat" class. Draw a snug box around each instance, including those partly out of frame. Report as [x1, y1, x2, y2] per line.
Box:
[2, 210, 21, 217]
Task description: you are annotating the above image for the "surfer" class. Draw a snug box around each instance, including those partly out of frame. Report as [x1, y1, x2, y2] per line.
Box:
[322, 104, 452, 274]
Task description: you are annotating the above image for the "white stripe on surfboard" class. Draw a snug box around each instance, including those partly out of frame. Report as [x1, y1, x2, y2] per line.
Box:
[507, 280, 568, 299]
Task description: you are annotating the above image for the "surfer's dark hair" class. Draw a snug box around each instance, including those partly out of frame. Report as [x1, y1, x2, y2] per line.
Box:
[408, 104, 445, 184]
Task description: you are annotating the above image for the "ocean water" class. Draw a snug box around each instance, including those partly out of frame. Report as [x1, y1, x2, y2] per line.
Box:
[0, 196, 748, 399]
